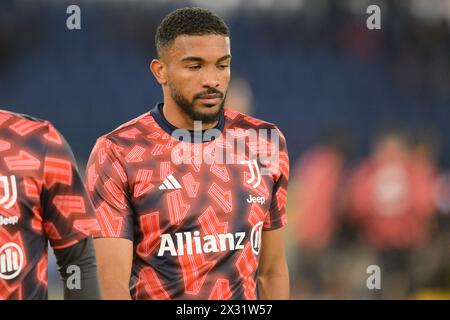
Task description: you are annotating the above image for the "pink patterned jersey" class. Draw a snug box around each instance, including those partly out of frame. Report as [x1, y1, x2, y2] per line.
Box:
[0, 109, 99, 300]
[86, 103, 289, 299]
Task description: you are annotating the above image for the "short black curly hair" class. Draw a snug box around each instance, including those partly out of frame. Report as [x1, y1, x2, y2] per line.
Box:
[156, 7, 230, 58]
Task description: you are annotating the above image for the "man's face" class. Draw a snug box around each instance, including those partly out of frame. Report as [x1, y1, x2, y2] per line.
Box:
[162, 34, 231, 124]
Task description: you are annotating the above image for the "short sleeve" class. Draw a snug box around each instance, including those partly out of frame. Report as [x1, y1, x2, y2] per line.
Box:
[263, 128, 290, 231]
[41, 123, 100, 249]
[85, 137, 134, 241]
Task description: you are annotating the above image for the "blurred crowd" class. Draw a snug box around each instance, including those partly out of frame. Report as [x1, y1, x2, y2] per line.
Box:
[289, 129, 450, 299]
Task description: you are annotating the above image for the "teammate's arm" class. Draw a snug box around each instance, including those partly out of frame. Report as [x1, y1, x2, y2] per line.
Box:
[258, 228, 289, 299]
[94, 238, 133, 300]
[41, 123, 102, 300]
[53, 237, 101, 300]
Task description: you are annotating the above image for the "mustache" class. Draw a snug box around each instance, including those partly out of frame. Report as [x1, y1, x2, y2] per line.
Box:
[193, 88, 224, 100]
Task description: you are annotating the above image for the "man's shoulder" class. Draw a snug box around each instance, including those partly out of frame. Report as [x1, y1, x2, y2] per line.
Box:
[0, 108, 52, 135]
[224, 108, 283, 133]
[1, 108, 49, 125]
[99, 112, 156, 145]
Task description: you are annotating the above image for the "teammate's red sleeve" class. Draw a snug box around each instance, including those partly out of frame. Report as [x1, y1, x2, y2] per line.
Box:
[85, 137, 134, 240]
[264, 128, 289, 231]
[41, 123, 99, 249]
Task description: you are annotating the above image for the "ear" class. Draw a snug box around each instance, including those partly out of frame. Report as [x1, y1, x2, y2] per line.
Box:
[150, 59, 167, 85]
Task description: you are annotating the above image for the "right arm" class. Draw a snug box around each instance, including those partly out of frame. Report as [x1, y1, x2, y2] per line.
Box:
[94, 238, 133, 300]
[85, 137, 135, 300]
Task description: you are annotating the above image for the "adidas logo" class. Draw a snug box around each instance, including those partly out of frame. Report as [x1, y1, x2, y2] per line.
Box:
[158, 174, 182, 190]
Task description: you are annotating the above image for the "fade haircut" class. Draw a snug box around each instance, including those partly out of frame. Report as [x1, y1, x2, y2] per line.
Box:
[155, 7, 230, 58]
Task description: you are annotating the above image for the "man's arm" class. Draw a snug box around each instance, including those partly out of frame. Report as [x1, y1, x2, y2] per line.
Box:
[94, 238, 133, 300]
[257, 227, 289, 300]
[53, 237, 101, 300]
[39, 122, 103, 299]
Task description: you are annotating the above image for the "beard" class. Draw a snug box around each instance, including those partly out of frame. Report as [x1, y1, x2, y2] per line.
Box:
[169, 82, 226, 125]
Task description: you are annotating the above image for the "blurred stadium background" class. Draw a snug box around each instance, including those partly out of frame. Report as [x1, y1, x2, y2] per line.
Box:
[1, 0, 450, 299]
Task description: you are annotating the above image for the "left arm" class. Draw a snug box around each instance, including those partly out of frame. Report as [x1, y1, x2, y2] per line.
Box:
[40, 123, 102, 299]
[54, 237, 102, 300]
[257, 227, 289, 300]
[258, 126, 290, 299]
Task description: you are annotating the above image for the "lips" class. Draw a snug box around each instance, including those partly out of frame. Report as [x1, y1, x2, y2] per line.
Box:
[197, 94, 222, 99]
[196, 94, 222, 105]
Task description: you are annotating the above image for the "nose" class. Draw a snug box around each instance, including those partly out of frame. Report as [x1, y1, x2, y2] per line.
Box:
[201, 68, 220, 88]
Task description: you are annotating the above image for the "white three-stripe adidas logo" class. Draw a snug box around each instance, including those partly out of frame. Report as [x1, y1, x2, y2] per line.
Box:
[158, 174, 182, 190]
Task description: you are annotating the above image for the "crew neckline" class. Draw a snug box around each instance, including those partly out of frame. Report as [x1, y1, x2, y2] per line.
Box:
[150, 102, 225, 143]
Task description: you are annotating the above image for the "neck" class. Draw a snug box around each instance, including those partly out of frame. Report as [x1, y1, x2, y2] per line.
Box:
[162, 96, 219, 131]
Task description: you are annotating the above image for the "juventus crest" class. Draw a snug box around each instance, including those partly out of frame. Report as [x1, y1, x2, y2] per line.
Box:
[0, 175, 18, 210]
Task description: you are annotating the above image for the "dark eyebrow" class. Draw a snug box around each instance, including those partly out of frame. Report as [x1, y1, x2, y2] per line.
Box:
[217, 54, 232, 63]
[181, 56, 205, 63]
[181, 55, 232, 63]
